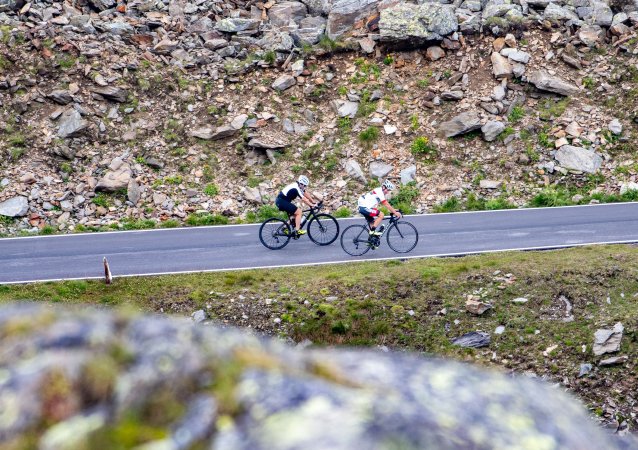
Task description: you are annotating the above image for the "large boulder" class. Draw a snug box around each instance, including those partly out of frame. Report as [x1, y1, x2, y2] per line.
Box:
[58, 109, 89, 138]
[439, 111, 482, 138]
[369, 161, 393, 179]
[1, 304, 635, 450]
[0, 196, 29, 217]
[291, 16, 327, 45]
[215, 18, 259, 33]
[326, 0, 380, 39]
[591, 1, 613, 26]
[345, 159, 366, 182]
[555, 145, 602, 173]
[269, 1, 308, 27]
[301, 0, 334, 15]
[90, 86, 128, 103]
[257, 31, 295, 52]
[95, 164, 132, 192]
[527, 70, 579, 96]
[379, 3, 458, 42]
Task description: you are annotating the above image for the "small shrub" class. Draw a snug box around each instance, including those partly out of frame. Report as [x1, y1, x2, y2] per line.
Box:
[185, 213, 229, 226]
[40, 225, 55, 235]
[383, 55, 394, 65]
[334, 207, 352, 218]
[508, 106, 525, 123]
[358, 126, 379, 148]
[410, 115, 419, 131]
[529, 188, 573, 207]
[582, 76, 596, 89]
[410, 137, 437, 157]
[164, 175, 182, 185]
[92, 193, 110, 208]
[160, 219, 180, 228]
[417, 78, 429, 89]
[121, 218, 157, 230]
[318, 35, 337, 52]
[389, 182, 420, 214]
[263, 51, 276, 65]
[204, 184, 219, 196]
[432, 196, 460, 213]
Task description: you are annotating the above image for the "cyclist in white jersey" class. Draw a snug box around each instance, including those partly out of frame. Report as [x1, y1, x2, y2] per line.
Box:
[275, 175, 318, 236]
[357, 179, 401, 235]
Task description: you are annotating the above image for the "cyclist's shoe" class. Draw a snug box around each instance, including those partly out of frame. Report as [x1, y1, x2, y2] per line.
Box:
[369, 225, 385, 236]
[296, 229, 306, 236]
[282, 228, 290, 236]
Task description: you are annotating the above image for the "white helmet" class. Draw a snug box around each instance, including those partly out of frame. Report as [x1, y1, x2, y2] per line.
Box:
[382, 179, 395, 191]
[298, 175, 309, 187]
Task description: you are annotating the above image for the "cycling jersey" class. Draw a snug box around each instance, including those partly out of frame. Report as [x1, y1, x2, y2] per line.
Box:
[279, 182, 305, 202]
[357, 188, 385, 209]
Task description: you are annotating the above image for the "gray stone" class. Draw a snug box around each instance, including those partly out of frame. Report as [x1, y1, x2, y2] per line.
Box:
[243, 186, 263, 204]
[91, 86, 129, 103]
[599, 355, 628, 366]
[441, 90, 464, 101]
[439, 111, 482, 138]
[426, 46, 445, 61]
[578, 25, 603, 47]
[491, 52, 513, 79]
[247, 137, 289, 149]
[0, 196, 28, 217]
[527, 70, 579, 96]
[291, 16, 327, 45]
[215, 18, 259, 33]
[333, 100, 359, 118]
[204, 39, 229, 50]
[269, 1, 308, 27]
[479, 179, 502, 189]
[272, 74, 297, 91]
[192, 310, 207, 324]
[327, 0, 380, 39]
[466, 299, 493, 315]
[544, 3, 579, 21]
[591, 1, 613, 26]
[101, 21, 135, 36]
[507, 50, 531, 64]
[58, 109, 89, 139]
[369, 161, 393, 179]
[257, 31, 294, 52]
[481, 121, 506, 141]
[593, 322, 624, 356]
[231, 115, 249, 130]
[189, 127, 216, 140]
[345, 159, 366, 183]
[127, 179, 141, 205]
[555, 145, 602, 173]
[88, 0, 115, 11]
[483, 1, 523, 22]
[452, 331, 491, 348]
[379, 3, 458, 42]
[400, 165, 417, 185]
[608, 119, 622, 135]
[1, 304, 637, 450]
[47, 90, 74, 105]
[578, 363, 593, 377]
[358, 37, 375, 54]
[95, 164, 132, 193]
[0, 0, 19, 12]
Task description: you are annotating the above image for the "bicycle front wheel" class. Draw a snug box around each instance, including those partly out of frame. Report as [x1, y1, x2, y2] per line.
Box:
[259, 218, 291, 250]
[340, 224, 371, 256]
[386, 221, 419, 253]
[307, 213, 340, 246]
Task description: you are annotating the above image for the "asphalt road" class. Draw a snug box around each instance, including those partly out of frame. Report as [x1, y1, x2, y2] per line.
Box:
[2, 203, 638, 284]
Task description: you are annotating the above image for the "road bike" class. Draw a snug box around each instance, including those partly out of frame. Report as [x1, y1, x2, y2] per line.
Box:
[340, 211, 418, 256]
[259, 201, 340, 250]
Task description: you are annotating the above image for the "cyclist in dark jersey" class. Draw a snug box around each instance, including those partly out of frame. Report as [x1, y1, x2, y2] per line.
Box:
[275, 175, 317, 236]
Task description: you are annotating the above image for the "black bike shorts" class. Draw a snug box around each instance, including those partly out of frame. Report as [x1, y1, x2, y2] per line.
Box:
[276, 196, 298, 215]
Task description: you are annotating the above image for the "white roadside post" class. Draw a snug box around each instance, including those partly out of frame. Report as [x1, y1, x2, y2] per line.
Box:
[103, 257, 113, 285]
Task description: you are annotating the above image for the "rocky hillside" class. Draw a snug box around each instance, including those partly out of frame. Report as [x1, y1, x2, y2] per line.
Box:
[1, 0, 638, 234]
[2, 303, 638, 449]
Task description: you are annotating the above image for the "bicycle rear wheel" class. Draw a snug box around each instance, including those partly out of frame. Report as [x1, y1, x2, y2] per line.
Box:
[340, 224, 371, 256]
[259, 218, 291, 250]
[307, 213, 340, 246]
[386, 221, 419, 253]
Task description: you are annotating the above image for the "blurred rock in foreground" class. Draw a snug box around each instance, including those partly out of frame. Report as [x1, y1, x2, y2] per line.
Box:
[0, 303, 635, 450]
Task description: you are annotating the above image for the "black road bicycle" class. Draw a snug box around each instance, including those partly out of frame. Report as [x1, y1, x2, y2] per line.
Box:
[340, 211, 418, 256]
[259, 201, 340, 250]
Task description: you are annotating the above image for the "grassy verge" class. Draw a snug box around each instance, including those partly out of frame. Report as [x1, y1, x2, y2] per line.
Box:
[1, 245, 637, 427]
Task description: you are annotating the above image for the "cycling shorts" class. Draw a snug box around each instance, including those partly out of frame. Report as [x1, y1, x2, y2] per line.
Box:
[276, 195, 298, 215]
[359, 206, 379, 223]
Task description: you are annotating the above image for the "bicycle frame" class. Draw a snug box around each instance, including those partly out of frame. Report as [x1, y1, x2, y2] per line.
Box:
[288, 203, 323, 230]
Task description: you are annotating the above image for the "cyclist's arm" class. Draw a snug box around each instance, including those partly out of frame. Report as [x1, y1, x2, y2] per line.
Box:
[302, 190, 317, 206]
[381, 200, 401, 218]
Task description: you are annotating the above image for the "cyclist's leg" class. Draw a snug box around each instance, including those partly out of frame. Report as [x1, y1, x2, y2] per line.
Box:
[372, 210, 384, 230]
[293, 207, 303, 233]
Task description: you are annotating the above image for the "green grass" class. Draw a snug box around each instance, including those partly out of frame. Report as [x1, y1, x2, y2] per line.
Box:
[334, 207, 352, 218]
[92, 194, 110, 208]
[185, 213, 229, 226]
[508, 106, 525, 123]
[389, 182, 420, 214]
[410, 137, 437, 158]
[358, 126, 379, 148]
[539, 98, 570, 121]
[204, 184, 219, 196]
